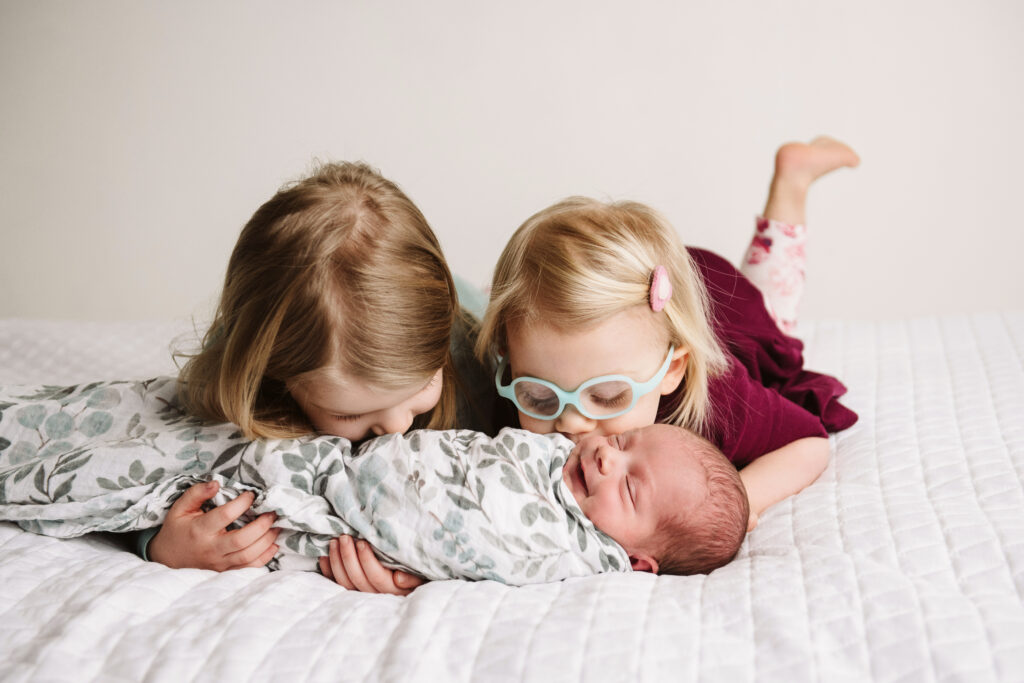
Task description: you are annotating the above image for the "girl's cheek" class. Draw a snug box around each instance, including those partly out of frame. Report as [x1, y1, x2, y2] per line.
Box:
[517, 413, 554, 435]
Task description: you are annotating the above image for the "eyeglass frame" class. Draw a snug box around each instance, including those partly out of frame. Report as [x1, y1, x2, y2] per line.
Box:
[494, 345, 675, 421]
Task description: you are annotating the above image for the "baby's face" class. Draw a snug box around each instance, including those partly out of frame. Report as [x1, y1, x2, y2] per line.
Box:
[562, 424, 706, 563]
[288, 367, 443, 441]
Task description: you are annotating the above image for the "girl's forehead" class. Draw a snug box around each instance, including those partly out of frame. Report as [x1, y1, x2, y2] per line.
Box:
[292, 367, 433, 411]
[507, 308, 668, 379]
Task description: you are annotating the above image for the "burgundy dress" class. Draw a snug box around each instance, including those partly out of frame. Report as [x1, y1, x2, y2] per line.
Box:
[657, 248, 858, 467]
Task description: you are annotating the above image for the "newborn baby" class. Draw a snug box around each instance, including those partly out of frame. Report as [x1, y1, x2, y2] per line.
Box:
[0, 378, 748, 583]
[264, 422, 750, 582]
[561, 424, 749, 576]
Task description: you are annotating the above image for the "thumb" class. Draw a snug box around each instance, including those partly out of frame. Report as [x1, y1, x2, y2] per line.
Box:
[167, 480, 219, 518]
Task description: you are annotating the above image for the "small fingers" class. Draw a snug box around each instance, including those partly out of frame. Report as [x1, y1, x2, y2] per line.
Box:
[327, 538, 356, 590]
[393, 570, 427, 592]
[166, 481, 219, 519]
[319, 555, 334, 580]
[223, 525, 281, 567]
[355, 539, 411, 595]
[222, 511, 278, 552]
[338, 536, 377, 593]
[200, 490, 257, 532]
[228, 540, 279, 570]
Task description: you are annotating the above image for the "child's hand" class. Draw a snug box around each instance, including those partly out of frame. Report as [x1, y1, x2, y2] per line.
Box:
[148, 481, 280, 570]
[318, 535, 426, 595]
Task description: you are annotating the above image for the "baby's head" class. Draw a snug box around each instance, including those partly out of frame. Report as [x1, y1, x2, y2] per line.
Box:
[562, 423, 748, 575]
[179, 161, 458, 440]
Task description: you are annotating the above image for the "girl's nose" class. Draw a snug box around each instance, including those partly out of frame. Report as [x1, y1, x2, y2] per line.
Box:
[372, 410, 413, 436]
[554, 404, 596, 438]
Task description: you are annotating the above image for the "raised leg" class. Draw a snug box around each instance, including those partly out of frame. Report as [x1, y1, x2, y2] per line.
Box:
[741, 137, 859, 333]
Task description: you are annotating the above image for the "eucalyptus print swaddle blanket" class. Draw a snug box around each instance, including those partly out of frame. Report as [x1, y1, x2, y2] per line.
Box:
[0, 378, 629, 584]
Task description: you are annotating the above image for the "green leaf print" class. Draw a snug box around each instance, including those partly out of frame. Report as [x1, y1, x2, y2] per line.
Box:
[144, 467, 166, 485]
[375, 518, 399, 551]
[79, 411, 113, 437]
[516, 442, 531, 462]
[530, 532, 558, 550]
[283, 453, 308, 473]
[43, 412, 74, 440]
[523, 461, 540, 491]
[129, 459, 145, 482]
[52, 474, 75, 502]
[16, 404, 46, 430]
[13, 462, 35, 484]
[126, 412, 141, 437]
[211, 443, 247, 471]
[96, 477, 120, 491]
[175, 444, 200, 460]
[538, 506, 559, 523]
[291, 474, 311, 492]
[0, 437, 10, 452]
[86, 388, 121, 410]
[602, 551, 621, 571]
[51, 451, 91, 476]
[499, 464, 524, 493]
[8, 441, 38, 465]
[520, 502, 539, 526]
[446, 491, 481, 512]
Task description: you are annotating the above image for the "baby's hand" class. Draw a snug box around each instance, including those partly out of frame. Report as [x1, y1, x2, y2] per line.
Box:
[148, 481, 280, 570]
[318, 535, 426, 596]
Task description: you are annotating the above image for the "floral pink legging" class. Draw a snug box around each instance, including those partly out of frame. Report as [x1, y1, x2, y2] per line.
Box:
[739, 217, 807, 334]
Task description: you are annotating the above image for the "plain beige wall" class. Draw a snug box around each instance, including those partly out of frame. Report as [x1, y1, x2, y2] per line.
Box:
[1, 0, 1022, 323]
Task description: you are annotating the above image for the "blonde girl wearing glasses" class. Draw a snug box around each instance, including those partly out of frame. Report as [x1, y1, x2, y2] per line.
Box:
[477, 136, 860, 530]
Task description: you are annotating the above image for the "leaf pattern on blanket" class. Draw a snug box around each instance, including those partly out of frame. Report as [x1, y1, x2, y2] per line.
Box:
[0, 378, 629, 584]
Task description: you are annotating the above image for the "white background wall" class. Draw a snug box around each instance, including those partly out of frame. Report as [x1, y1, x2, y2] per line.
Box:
[1, 0, 1022, 323]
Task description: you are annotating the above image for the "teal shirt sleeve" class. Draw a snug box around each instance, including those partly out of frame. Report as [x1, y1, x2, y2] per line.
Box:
[452, 274, 488, 320]
[133, 527, 161, 561]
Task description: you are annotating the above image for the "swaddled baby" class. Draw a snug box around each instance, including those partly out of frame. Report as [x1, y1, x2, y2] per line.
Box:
[205, 422, 749, 583]
[0, 379, 748, 583]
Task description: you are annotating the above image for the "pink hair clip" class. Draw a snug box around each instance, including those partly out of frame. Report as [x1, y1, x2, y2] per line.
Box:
[649, 265, 672, 312]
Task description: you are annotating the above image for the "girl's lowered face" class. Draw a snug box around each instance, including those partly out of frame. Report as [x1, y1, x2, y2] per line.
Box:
[505, 306, 686, 440]
[288, 368, 443, 441]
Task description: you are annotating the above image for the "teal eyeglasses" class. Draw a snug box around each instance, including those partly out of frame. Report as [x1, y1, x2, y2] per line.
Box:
[495, 346, 675, 420]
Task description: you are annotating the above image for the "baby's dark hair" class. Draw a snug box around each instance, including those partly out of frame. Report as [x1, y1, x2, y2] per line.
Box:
[654, 430, 749, 576]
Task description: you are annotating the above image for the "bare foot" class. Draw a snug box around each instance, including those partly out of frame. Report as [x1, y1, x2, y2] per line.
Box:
[762, 136, 859, 225]
[774, 136, 860, 189]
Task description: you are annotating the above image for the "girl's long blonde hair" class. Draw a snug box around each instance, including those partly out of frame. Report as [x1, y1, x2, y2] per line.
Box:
[476, 197, 727, 435]
[179, 161, 458, 439]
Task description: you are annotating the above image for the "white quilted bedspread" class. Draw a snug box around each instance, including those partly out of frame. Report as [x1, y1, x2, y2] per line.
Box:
[1, 314, 1023, 682]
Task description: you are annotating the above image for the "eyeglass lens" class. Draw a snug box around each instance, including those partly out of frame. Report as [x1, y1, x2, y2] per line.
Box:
[513, 380, 634, 418]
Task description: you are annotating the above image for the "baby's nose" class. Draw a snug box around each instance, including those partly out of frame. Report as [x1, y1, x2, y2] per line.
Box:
[595, 447, 618, 474]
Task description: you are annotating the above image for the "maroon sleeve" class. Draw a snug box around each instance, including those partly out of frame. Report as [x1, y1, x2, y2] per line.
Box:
[705, 358, 828, 468]
[676, 248, 857, 467]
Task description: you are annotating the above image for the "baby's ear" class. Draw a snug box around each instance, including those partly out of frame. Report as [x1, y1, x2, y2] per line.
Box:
[629, 554, 660, 574]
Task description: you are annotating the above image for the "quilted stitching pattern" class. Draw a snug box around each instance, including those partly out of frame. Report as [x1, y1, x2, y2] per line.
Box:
[1, 313, 1022, 682]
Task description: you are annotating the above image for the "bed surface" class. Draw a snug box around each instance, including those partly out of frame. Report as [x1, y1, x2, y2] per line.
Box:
[1, 313, 1023, 682]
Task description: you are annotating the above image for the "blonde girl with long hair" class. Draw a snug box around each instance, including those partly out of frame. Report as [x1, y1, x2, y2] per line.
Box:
[143, 162, 494, 594]
[475, 137, 860, 530]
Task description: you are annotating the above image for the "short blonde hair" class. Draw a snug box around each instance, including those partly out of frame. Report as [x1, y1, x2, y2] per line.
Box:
[476, 197, 727, 434]
[179, 161, 458, 439]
